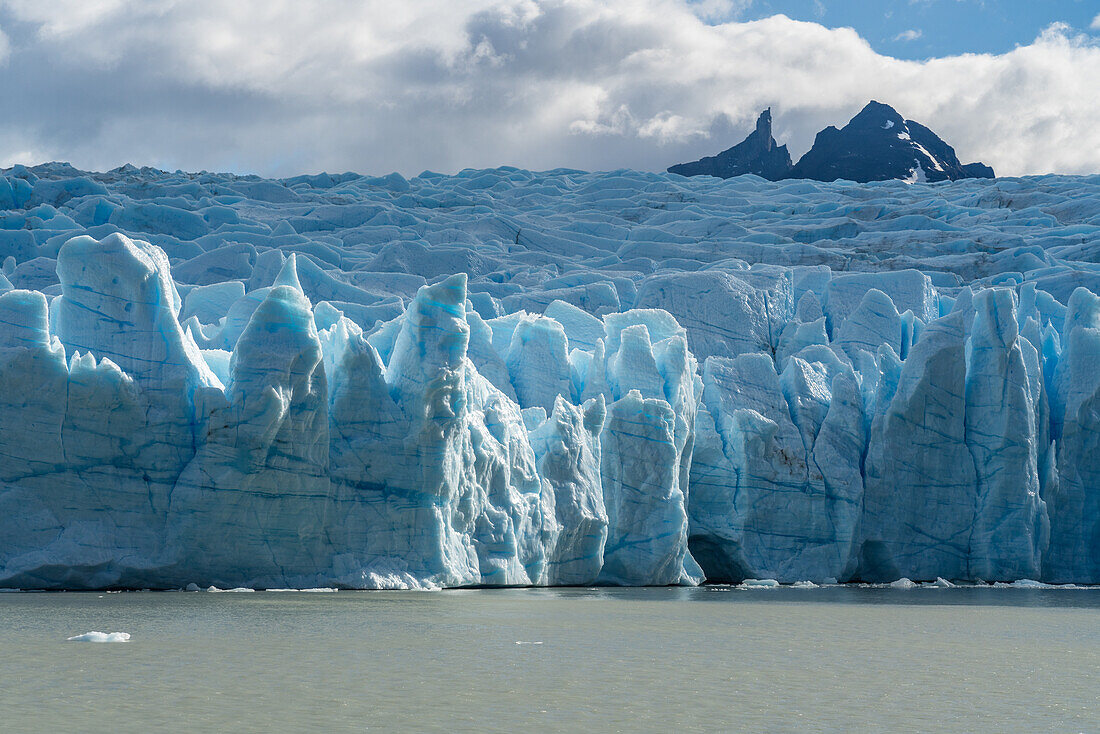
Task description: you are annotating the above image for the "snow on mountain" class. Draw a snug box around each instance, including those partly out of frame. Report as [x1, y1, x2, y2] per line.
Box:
[0, 160, 1098, 588]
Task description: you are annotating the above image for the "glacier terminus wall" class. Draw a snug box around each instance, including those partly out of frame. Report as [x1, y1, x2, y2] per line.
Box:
[1, 162, 1099, 588]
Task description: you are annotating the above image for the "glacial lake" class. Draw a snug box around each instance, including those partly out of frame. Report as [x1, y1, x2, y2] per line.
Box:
[2, 586, 1097, 733]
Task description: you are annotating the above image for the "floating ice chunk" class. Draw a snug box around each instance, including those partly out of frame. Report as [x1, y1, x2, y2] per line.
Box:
[67, 631, 130, 642]
[888, 578, 917, 589]
[741, 578, 780, 588]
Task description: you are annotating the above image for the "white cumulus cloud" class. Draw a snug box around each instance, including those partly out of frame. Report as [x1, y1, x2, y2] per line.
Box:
[687, 0, 753, 23]
[0, 0, 1096, 177]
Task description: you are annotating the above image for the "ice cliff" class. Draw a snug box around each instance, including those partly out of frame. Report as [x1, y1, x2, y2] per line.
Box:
[0, 161, 1098, 588]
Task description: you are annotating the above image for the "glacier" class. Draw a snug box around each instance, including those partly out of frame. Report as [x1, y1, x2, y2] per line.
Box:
[1, 161, 1099, 588]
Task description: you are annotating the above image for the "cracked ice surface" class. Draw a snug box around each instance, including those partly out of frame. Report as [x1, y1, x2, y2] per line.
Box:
[0, 162, 1099, 588]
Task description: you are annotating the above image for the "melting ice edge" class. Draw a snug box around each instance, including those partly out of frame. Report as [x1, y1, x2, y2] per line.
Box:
[1, 163, 1099, 589]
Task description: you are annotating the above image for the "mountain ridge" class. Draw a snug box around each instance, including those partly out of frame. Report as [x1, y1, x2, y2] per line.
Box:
[667, 108, 793, 181]
[669, 101, 994, 183]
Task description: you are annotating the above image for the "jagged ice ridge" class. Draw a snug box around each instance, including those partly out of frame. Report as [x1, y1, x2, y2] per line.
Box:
[1, 162, 1099, 588]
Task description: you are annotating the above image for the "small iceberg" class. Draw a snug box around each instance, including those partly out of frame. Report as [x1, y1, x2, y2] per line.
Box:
[741, 578, 780, 588]
[991, 579, 1072, 589]
[67, 631, 130, 642]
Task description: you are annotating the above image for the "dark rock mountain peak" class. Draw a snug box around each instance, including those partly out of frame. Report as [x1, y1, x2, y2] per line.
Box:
[669, 101, 994, 183]
[667, 109, 793, 181]
[789, 101, 993, 183]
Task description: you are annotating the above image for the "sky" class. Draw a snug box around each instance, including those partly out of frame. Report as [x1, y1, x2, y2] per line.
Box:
[0, 0, 1097, 178]
[731, 0, 1100, 60]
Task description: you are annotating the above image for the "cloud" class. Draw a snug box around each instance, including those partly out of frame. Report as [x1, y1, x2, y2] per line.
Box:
[0, 1, 1096, 177]
[893, 29, 923, 42]
[687, 0, 753, 23]
[1092, 12, 1100, 31]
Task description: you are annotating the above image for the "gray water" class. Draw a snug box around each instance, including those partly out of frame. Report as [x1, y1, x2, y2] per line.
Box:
[1, 587, 1097, 733]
